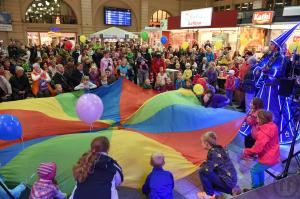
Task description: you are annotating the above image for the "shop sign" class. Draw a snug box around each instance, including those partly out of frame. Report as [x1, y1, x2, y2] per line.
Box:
[0, 12, 12, 31]
[181, 7, 213, 28]
[50, 27, 61, 32]
[252, 11, 273, 25]
[293, 36, 300, 42]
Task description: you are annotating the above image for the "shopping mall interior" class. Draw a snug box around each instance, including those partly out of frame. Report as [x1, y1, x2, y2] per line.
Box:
[1, 0, 300, 199]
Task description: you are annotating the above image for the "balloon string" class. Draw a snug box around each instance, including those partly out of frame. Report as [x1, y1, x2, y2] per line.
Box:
[90, 123, 93, 132]
[21, 136, 24, 150]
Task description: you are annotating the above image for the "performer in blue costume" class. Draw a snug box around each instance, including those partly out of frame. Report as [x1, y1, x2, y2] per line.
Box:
[240, 22, 300, 144]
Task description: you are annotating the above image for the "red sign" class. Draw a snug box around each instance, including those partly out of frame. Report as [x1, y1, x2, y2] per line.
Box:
[252, 11, 273, 25]
[293, 36, 300, 42]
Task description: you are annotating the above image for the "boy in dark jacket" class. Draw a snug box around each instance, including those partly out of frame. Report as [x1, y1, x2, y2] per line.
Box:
[142, 153, 174, 199]
[198, 132, 240, 199]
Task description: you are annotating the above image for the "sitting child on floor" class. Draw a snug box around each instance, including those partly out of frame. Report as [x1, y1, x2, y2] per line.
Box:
[198, 132, 240, 199]
[74, 76, 97, 90]
[175, 72, 185, 90]
[142, 153, 174, 199]
[54, 84, 63, 95]
[242, 110, 280, 190]
[30, 162, 66, 199]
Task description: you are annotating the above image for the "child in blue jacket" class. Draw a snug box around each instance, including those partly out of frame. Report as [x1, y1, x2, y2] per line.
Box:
[142, 153, 174, 199]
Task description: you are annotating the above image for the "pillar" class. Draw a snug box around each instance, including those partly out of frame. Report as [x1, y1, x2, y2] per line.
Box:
[140, 0, 149, 30]
[80, 0, 93, 35]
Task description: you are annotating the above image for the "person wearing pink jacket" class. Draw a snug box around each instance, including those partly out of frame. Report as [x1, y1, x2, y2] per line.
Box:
[244, 98, 264, 148]
[242, 110, 280, 189]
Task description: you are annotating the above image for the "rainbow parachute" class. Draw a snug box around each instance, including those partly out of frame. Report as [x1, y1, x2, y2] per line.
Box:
[0, 79, 244, 194]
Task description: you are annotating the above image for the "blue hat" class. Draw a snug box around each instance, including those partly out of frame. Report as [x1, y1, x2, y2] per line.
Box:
[271, 22, 300, 49]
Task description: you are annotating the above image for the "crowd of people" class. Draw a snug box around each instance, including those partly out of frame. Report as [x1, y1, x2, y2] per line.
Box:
[0, 38, 283, 199]
[0, 38, 268, 111]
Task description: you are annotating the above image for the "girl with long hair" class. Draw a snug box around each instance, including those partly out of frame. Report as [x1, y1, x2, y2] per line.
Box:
[70, 136, 123, 199]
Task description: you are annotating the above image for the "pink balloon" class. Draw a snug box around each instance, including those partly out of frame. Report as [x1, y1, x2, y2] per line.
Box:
[76, 93, 104, 124]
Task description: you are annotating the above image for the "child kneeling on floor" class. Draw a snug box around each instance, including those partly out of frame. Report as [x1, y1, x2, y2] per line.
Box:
[198, 132, 240, 199]
[30, 162, 66, 199]
[142, 153, 174, 199]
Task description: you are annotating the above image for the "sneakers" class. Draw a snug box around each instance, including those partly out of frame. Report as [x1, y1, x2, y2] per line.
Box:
[197, 192, 216, 199]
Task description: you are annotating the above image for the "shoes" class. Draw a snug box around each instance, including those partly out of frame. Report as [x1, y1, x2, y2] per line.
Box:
[197, 192, 216, 199]
[232, 185, 242, 196]
[243, 188, 252, 193]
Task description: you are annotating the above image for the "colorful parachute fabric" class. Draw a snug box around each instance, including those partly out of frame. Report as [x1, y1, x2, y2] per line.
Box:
[0, 78, 245, 194]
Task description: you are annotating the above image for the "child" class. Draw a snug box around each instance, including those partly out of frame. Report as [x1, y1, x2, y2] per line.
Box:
[142, 153, 174, 199]
[154, 78, 163, 92]
[175, 63, 181, 72]
[156, 66, 168, 86]
[244, 98, 264, 148]
[175, 72, 185, 90]
[117, 58, 129, 79]
[198, 132, 239, 199]
[225, 70, 236, 105]
[164, 77, 175, 92]
[100, 75, 108, 87]
[242, 110, 280, 189]
[30, 162, 66, 199]
[202, 90, 230, 108]
[182, 63, 192, 80]
[70, 136, 123, 199]
[89, 64, 100, 86]
[105, 68, 116, 85]
[74, 76, 97, 90]
[54, 84, 63, 95]
[184, 79, 192, 90]
[138, 60, 149, 86]
[143, 79, 152, 89]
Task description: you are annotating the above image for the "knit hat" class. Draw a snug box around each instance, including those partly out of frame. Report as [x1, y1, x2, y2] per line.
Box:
[37, 162, 57, 180]
[228, 70, 235, 75]
[151, 153, 165, 167]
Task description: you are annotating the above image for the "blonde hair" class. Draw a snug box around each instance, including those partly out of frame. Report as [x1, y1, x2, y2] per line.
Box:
[151, 152, 165, 167]
[202, 131, 217, 146]
[73, 136, 110, 183]
[81, 76, 90, 82]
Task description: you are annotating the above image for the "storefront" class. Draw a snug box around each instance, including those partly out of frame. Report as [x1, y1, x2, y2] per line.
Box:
[239, 10, 300, 55]
[24, 23, 80, 46]
[167, 9, 238, 51]
[27, 31, 77, 46]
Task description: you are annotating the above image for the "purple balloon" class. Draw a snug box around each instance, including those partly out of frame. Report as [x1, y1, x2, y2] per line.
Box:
[76, 93, 104, 124]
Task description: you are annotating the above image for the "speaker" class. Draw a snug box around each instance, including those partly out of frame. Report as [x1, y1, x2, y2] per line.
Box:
[125, 34, 129, 40]
[279, 78, 295, 97]
[100, 34, 103, 39]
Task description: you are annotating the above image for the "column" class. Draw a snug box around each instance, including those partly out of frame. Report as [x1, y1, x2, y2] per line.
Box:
[81, 0, 93, 35]
[140, 0, 149, 30]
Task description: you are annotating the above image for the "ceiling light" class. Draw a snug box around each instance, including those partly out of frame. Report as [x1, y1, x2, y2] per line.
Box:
[38, 3, 43, 6]
[45, 1, 50, 6]
[32, 4, 36, 7]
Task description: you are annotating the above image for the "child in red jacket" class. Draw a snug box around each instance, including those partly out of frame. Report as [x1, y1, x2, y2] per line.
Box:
[225, 70, 236, 105]
[242, 110, 280, 189]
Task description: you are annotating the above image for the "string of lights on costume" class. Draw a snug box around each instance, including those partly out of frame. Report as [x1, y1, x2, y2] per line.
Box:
[240, 22, 300, 144]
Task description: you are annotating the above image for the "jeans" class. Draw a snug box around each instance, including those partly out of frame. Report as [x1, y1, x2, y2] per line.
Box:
[199, 169, 232, 196]
[245, 92, 255, 113]
[251, 163, 271, 189]
[226, 90, 234, 105]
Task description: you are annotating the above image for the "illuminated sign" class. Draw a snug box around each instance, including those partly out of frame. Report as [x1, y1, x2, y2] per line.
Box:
[180, 8, 213, 28]
[252, 11, 274, 25]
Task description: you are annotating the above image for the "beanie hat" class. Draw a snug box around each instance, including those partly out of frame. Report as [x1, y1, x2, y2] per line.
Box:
[37, 162, 57, 180]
